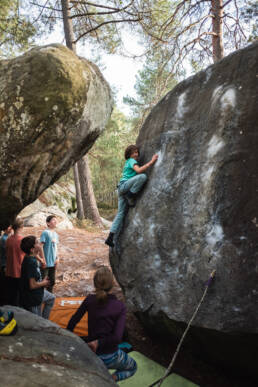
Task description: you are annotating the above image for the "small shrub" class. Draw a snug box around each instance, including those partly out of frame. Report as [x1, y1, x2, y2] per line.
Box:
[73, 218, 102, 232]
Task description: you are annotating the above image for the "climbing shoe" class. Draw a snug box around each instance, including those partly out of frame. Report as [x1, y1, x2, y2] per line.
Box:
[124, 191, 136, 207]
[118, 342, 133, 353]
[105, 232, 114, 248]
[0, 310, 18, 336]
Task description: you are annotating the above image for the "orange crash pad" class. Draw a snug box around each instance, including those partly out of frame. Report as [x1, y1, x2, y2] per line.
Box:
[49, 297, 88, 337]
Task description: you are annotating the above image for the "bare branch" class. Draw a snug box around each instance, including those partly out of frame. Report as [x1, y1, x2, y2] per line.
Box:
[70, 8, 138, 19]
[31, 0, 52, 24]
[159, 0, 210, 36]
[29, 1, 62, 12]
[222, 0, 233, 9]
[74, 17, 141, 43]
[81, 0, 100, 42]
[198, 12, 213, 34]
[70, 0, 134, 12]
[223, 14, 247, 39]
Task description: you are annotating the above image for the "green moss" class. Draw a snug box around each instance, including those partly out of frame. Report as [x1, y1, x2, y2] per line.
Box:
[22, 47, 86, 117]
[1, 45, 91, 156]
[54, 195, 64, 210]
[71, 196, 76, 212]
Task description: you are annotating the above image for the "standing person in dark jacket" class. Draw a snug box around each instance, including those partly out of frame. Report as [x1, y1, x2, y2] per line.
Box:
[67, 266, 137, 382]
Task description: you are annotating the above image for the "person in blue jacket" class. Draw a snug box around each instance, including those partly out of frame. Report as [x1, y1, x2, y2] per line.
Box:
[40, 215, 59, 292]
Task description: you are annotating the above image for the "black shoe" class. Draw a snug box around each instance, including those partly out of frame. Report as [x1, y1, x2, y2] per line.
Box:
[124, 191, 136, 207]
[105, 233, 114, 247]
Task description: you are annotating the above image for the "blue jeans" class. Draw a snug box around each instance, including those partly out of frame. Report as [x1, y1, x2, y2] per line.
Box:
[99, 349, 137, 381]
[28, 289, 55, 319]
[110, 174, 147, 234]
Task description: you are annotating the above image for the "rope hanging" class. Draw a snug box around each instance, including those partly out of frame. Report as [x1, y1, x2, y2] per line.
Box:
[148, 270, 216, 387]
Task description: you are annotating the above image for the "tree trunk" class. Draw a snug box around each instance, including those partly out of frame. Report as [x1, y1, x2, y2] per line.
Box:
[211, 0, 224, 62]
[73, 164, 84, 219]
[61, 0, 77, 52]
[77, 155, 103, 227]
[61, 0, 102, 226]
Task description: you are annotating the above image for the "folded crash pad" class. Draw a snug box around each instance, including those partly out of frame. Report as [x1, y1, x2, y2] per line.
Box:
[117, 351, 199, 387]
[49, 297, 88, 337]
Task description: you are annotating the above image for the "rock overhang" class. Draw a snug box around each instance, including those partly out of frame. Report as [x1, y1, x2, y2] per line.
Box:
[0, 44, 113, 228]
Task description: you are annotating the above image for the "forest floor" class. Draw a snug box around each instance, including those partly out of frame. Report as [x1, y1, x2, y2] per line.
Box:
[23, 226, 249, 387]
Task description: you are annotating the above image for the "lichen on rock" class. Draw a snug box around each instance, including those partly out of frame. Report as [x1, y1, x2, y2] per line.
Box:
[0, 44, 113, 228]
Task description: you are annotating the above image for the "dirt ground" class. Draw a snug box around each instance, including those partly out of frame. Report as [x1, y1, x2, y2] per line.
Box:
[23, 226, 249, 387]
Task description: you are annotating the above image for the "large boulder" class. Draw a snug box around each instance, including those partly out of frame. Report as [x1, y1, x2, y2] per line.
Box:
[0, 306, 115, 386]
[20, 205, 74, 229]
[110, 42, 258, 378]
[0, 44, 113, 229]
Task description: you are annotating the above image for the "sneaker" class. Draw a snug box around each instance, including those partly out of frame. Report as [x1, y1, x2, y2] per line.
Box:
[105, 233, 114, 247]
[124, 192, 136, 207]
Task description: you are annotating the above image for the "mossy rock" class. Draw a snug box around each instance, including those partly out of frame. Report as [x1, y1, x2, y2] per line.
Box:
[0, 44, 113, 229]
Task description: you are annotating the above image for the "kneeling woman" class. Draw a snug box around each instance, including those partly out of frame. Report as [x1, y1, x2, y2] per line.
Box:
[67, 266, 137, 382]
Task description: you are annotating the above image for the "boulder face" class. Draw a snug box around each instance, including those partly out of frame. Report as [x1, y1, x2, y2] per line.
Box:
[0, 306, 115, 386]
[21, 205, 74, 229]
[110, 42, 258, 377]
[0, 44, 112, 229]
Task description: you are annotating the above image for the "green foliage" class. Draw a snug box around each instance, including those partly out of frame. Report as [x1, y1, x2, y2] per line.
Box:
[88, 107, 136, 205]
[28, 0, 143, 56]
[71, 197, 77, 212]
[124, 0, 258, 123]
[0, 0, 37, 57]
[136, 0, 258, 71]
[124, 49, 177, 130]
[248, 24, 258, 42]
[73, 10, 122, 55]
[244, 0, 258, 41]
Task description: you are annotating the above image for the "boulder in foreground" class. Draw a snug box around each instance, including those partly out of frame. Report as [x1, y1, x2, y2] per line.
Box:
[0, 306, 115, 386]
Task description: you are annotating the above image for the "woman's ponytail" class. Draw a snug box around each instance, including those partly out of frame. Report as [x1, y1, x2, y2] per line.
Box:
[94, 266, 114, 303]
[95, 288, 108, 303]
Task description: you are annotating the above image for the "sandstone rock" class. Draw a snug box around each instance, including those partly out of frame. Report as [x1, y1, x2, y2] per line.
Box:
[20, 184, 112, 229]
[21, 205, 74, 229]
[0, 44, 113, 229]
[0, 306, 115, 386]
[110, 42, 258, 378]
[19, 198, 47, 217]
[39, 181, 76, 215]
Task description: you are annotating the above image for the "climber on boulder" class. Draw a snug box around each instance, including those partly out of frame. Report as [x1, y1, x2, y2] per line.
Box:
[105, 145, 158, 247]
